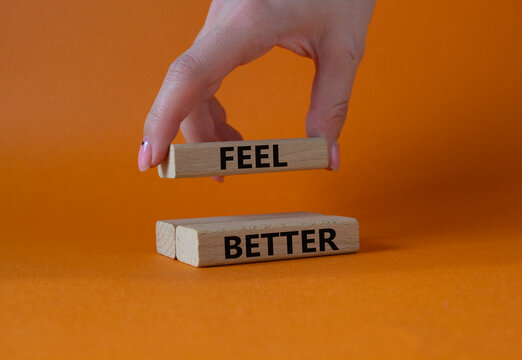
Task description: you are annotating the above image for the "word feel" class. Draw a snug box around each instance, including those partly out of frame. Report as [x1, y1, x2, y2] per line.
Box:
[220, 144, 288, 170]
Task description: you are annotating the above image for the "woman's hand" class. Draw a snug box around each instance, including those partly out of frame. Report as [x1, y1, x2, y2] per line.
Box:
[138, 0, 375, 177]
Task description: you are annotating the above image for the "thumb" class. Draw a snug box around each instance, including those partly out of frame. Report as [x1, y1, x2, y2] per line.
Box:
[305, 48, 361, 171]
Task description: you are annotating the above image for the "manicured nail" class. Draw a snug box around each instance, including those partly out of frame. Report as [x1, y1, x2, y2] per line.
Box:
[329, 140, 340, 171]
[138, 136, 152, 172]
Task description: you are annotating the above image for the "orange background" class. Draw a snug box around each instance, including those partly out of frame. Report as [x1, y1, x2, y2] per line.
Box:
[1, 0, 521, 358]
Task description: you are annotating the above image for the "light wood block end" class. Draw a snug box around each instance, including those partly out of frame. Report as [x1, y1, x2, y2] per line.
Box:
[158, 145, 175, 179]
[156, 221, 176, 259]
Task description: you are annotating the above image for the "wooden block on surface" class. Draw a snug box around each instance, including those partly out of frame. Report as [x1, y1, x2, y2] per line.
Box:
[176, 215, 359, 267]
[158, 138, 328, 179]
[156, 212, 320, 259]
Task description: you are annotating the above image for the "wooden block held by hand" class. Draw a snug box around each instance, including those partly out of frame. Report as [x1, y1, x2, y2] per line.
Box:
[156, 212, 320, 259]
[158, 138, 328, 179]
[176, 215, 359, 267]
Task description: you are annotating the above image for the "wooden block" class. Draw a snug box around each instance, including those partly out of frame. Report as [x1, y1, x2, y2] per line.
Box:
[176, 215, 359, 267]
[156, 212, 320, 259]
[158, 138, 328, 179]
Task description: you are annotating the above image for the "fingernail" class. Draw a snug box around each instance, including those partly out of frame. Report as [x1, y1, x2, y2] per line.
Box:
[329, 140, 340, 171]
[212, 176, 225, 183]
[138, 136, 152, 172]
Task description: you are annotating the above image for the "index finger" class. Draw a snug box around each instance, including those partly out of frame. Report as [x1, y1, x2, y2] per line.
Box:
[141, 25, 273, 170]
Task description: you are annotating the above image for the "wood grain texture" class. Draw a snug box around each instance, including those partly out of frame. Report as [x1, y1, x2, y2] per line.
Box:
[158, 138, 328, 179]
[156, 212, 320, 259]
[176, 215, 359, 267]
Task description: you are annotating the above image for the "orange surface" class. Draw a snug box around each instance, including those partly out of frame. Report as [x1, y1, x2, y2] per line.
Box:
[1, 0, 521, 358]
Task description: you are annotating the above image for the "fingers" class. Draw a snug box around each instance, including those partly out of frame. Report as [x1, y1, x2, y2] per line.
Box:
[209, 98, 243, 183]
[140, 23, 272, 171]
[179, 98, 216, 143]
[179, 97, 221, 183]
[305, 47, 362, 171]
[180, 96, 243, 183]
[208, 97, 243, 143]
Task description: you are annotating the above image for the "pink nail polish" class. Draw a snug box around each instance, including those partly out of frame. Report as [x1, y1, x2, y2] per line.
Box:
[329, 141, 340, 171]
[138, 136, 152, 172]
[212, 176, 225, 183]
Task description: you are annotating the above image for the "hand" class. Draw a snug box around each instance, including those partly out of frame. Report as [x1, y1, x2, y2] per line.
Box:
[138, 0, 375, 178]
